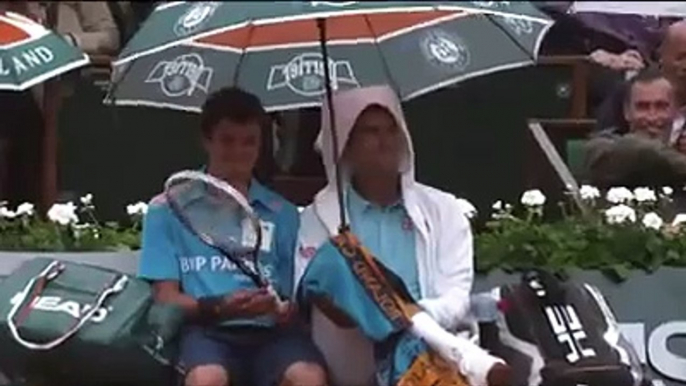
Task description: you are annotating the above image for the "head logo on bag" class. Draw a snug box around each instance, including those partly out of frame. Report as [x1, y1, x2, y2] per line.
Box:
[9, 293, 112, 323]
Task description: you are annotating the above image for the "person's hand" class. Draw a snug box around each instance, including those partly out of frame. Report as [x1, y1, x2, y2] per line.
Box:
[61, 33, 78, 47]
[618, 49, 645, 71]
[589, 49, 616, 68]
[221, 288, 278, 319]
[589, 49, 645, 71]
[275, 301, 298, 326]
[216, 289, 258, 318]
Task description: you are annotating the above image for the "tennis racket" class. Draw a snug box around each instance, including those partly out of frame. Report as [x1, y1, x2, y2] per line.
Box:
[164, 170, 286, 312]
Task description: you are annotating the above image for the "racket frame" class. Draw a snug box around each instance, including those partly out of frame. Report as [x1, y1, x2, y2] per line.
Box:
[163, 170, 267, 289]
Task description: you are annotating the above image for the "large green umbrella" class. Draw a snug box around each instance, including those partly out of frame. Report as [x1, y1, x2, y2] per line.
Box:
[106, 1, 553, 112]
[107, 0, 553, 228]
[0, 11, 89, 91]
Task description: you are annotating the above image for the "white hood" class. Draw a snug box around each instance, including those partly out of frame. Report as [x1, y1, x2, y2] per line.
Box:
[315, 85, 416, 192]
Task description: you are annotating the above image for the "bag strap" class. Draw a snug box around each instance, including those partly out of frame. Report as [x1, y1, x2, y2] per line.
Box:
[6, 260, 129, 351]
[330, 229, 420, 329]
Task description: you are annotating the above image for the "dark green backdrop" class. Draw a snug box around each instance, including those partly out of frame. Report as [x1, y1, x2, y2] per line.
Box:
[58, 64, 574, 220]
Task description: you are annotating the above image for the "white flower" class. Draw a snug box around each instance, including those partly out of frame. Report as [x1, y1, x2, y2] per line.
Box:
[642, 212, 664, 230]
[455, 198, 477, 219]
[521, 189, 546, 207]
[579, 185, 601, 200]
[127, 202, 148, 216]
[80, 193, 93, 206]
[633, 187, 657, 203]
[47, 202, 79, 226]
[0, 207, 16, 219]
[492, 200, 503, 211]
[662, 187, 674, 197]
[491, 200, 513, 219]
[605, 204, 636, 224]
[15, 202, 34, 217]
[672, 213, 686, 227]
[606, 187, 634, 204]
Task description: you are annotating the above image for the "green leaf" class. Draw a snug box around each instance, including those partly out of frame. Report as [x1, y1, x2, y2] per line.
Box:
[601, 264, 631, 283]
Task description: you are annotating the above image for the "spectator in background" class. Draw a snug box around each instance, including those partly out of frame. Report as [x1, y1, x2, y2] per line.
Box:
[28, 1, 120, 55]
[0, 1, 119, 204]
[595, 20, 686, 140]
[1, 1, 120, 55]
[659, 20, 686, 140]
[108, 1, 160, 47]
[584, 67, 686, 189]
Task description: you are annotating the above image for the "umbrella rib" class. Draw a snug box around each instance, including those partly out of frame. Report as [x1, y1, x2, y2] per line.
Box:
[485, 13, 535, 63]
[361, 14, 401, 96]
[232, 19, 256, 87]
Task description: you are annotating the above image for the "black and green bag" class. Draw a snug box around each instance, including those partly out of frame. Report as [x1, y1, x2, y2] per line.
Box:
[0, 257, 184, 386]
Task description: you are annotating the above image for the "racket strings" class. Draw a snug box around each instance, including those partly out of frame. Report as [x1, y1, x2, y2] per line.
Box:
[164, 173, 267, 288]
[166, 178, 254, 257]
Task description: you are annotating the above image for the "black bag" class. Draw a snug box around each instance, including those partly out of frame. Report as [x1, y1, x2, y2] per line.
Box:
[473, 270, 648, 386]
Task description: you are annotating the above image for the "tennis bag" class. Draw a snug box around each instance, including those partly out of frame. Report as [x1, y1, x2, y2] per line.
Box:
[473, 270, 648, 386]
[0, 257, 184, 386]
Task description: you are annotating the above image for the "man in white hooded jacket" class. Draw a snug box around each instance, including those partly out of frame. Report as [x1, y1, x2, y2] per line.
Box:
[294, 85, 510, 386]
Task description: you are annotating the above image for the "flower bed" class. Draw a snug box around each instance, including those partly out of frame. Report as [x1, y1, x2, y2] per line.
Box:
[2, 186, 686, 282]
[475, 186, 686, 281]
[0, 194, 145, 252]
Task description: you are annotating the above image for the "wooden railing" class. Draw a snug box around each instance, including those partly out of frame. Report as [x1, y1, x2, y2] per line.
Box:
[538, 55, 592, 119]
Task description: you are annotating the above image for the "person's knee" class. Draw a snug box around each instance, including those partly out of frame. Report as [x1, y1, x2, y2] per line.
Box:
[281, 361, 328, 386]
[185, 365, 229, 386]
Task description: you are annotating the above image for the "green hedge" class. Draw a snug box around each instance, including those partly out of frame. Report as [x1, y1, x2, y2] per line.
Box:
[3, 186, 685, 283]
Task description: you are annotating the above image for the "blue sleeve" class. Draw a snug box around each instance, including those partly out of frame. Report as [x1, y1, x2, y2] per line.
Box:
[138, 203, 181, 282]
[275, 206, 300, 300]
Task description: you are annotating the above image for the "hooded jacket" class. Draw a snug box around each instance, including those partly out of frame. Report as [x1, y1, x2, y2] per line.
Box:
[294, 85, 474, 386]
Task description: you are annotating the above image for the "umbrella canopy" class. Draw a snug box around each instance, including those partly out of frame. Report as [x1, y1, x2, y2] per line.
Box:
[570, 2, 686, 18]
[0, 11, 89, 91]
[107, 1, 553, 112]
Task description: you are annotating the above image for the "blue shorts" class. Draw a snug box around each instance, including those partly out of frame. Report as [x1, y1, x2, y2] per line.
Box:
[179, 325, 326, 386]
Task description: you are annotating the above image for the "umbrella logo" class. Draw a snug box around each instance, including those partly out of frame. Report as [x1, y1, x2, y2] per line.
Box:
[470, 1, 511, 7]
[421, 31, 470, 71]
[145, 53, 214, 98]
[500, 15, 534, 35]
[267, 52, 359, 97]
[173, 2, 221, 37]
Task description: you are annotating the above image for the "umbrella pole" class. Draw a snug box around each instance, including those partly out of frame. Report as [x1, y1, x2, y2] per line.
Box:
[317, 18, 348, 231]
[40, 2, 61, 214]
